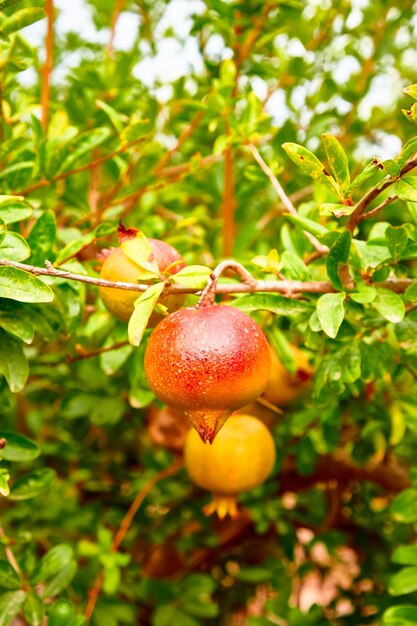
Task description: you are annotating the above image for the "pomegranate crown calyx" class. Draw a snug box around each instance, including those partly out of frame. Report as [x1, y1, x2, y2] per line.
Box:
[117, 221, 141, 244]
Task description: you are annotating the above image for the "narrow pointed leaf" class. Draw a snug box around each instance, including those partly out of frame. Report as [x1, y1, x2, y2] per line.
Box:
[326, 231, 351, 290]
[316, 293, 345, 338]
[282, 142, 339, 193]
[0, 330, 28, 392]
[0, 591, 26, 626]
[322, 133, 350, 189]
[128, 283, 165, 347]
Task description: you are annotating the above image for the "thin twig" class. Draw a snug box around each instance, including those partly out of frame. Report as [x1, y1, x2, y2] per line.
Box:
[0, 526, 27, 588]
[115, 154, 223, 216]
[66, 341, 130, 363]
[153, 110, 205, 175]
[221, 147, 236, 257]
[358, 195, 397, 222]
[248, 144, 329, 256]
[347, 155, 417, 231]
[0, 258, 415, 296]
[16, 138, 145, 196]
[84, 459, 182, 622]
[107, 0, 124, 56]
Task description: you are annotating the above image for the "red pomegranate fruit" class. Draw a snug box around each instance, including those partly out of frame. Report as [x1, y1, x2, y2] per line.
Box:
[144, 304, 271, 443]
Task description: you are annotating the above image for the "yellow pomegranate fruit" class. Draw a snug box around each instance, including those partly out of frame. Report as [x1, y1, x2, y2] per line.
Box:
[144, 304, 271, 444]
[262, 344, 313, 407]
[184, 414, 276, 519]
[99, 225, 186, 324]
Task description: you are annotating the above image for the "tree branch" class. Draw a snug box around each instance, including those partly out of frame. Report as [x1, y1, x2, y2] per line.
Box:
[16, 138, 146, 196]
[41, 0, 54, 134]
[358, 195, 397, 222]
[347, 155, 417, 231]
[248, 144, 329, 256]
[107, 0, 124, 56]
[85, 459, 182, 622]
[153, 110, 205, 175]
[66, 341, 130, 363]
[221, 147, 236, 257]
[0, 258, 415, 297]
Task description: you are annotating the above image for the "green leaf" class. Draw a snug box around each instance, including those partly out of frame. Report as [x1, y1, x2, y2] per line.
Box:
[396, 177, 417, 202]
[350, 285, 377, 304]
[48, 599, 75, 626]
[0, 197, 32, 224]
[31, 545, 74, 585]
[282, 142, 339, 193]
[58, 127, 111, 173]
[326, 231, 351, 290]
[383, 605, 417, 625]
[9, 468, 56, 500]
[0, 267, 54, 303]
[285, 213, 328, 236]
[386, 225, 409, 261]
[42, 561, 77, 598]
[322, 133, 350, 189]
[397, 137, 417, 168]
[121, 232, 160, 278]
[0, 470, 9, 496]
[170, 265, 211, 289]
[392, 546, 417, 566]
[0, 590, 26, 626]
[22, 591, 44, 626]
[0, 231, 30, 261]
[321, 202, 356, 218]
[231, 294, 311, 316]
[0, 8, 45, 35]
[390, 404, 406, 446]
[128, 283, 165, 347]
[0, 218, 5, 247]
[0, 561, 21, 590]
[348, 160, 385, 194]
[389, 567, 417, 596]
[0, 330, 28, 392]
[373, 288, 405, 323]
[402, 103, 417, 125]
[27, 211, 57, 265]
[316, 293, 345, 338]
[235, 567, 273, 583]
[54, 232, 95, 266]
[281, 250, 309, 280]
[267, 326, 297, 374]
[0, 311, 34, 344]
[391, 489, 417, 523]
[154, 606, 199, 626]
[96, 99, 126, 133]
[405, 282, 417, 302]
[0, 431, 40, 462]
[404, 83, 417, 100]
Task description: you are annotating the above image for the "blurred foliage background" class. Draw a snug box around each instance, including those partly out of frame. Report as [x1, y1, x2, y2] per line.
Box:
[1, 0, 417, 624]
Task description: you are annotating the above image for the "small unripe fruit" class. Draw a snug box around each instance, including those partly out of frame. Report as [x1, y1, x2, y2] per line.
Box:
[184, 414, 276, 518]
[99, 227, 185, 325]
[144, 304, 271, 443]
[263, 344, 313, 407]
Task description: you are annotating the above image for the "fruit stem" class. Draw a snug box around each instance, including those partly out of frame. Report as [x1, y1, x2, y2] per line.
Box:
[195, 272, 217, 309]
[195, 260, 256, 309]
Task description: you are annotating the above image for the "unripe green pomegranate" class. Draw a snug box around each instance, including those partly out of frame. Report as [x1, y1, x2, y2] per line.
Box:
[144, 304, 271, 443]
[99, 225, 185, 325]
